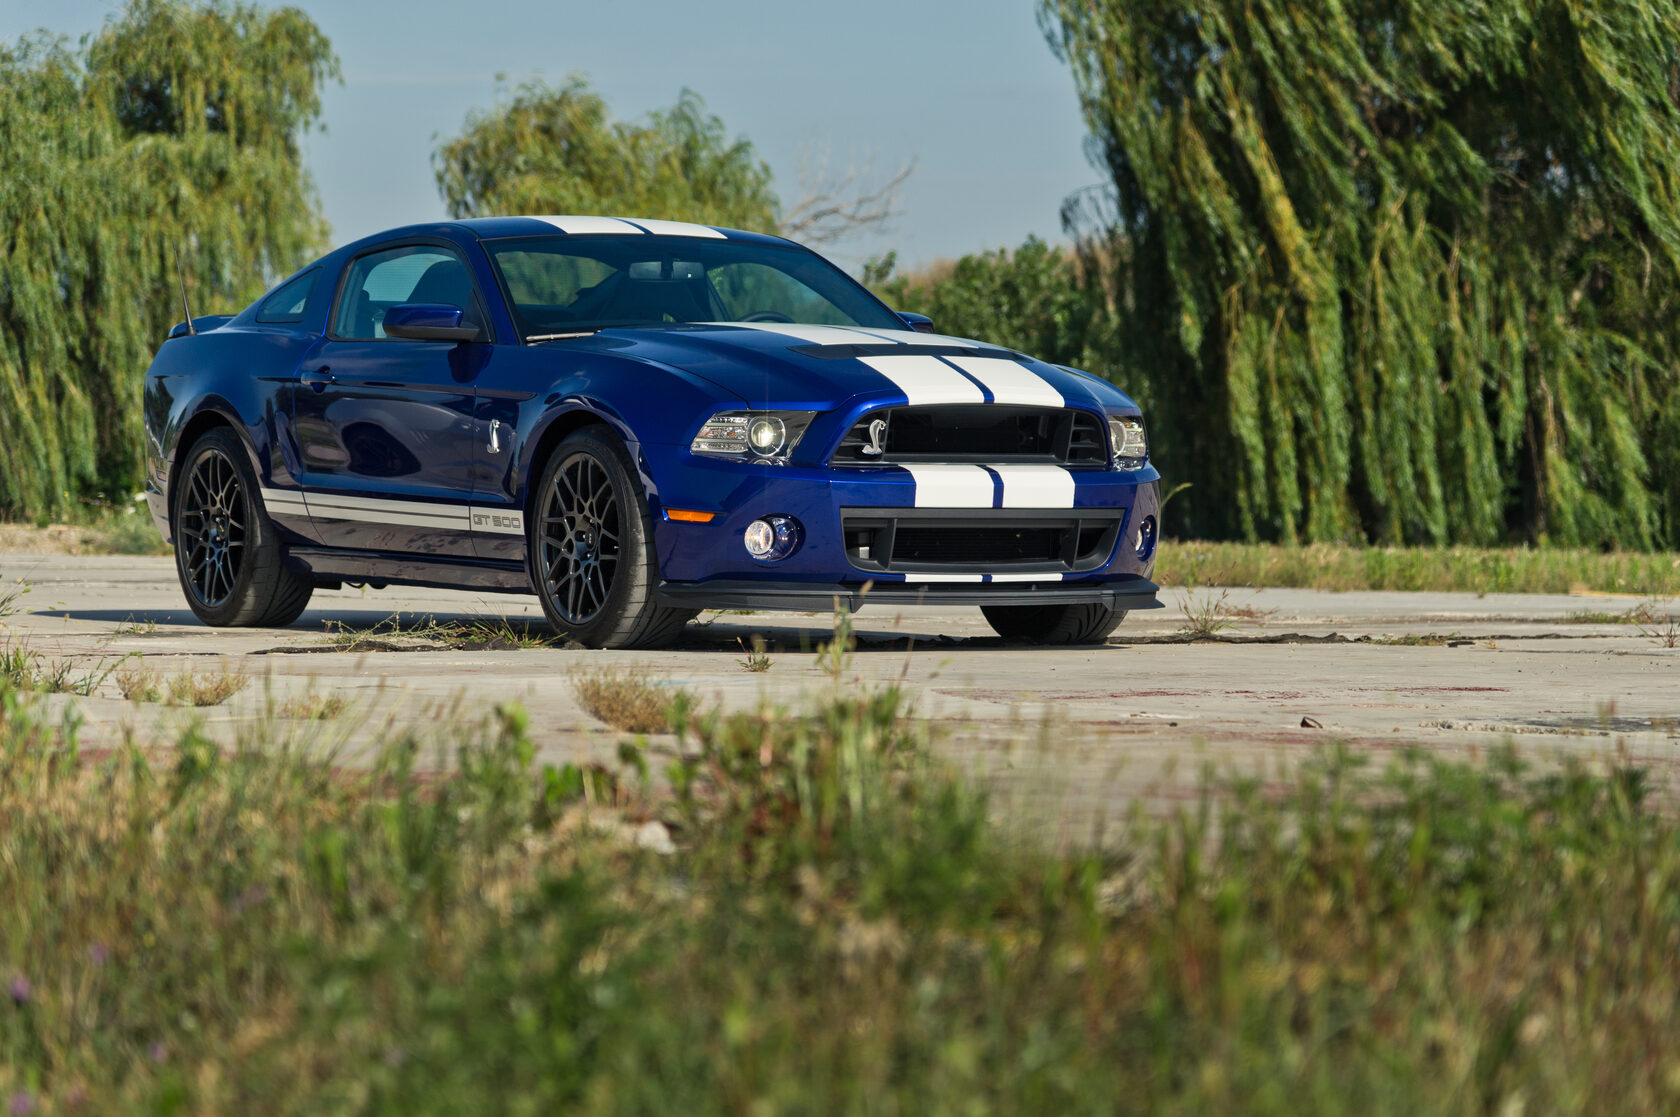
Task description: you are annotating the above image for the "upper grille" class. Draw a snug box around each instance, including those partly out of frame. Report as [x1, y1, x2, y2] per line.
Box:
[831, 405, 1108, 466]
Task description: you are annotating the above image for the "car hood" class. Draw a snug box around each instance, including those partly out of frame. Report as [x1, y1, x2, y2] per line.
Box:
[577, 322, 1139, 413]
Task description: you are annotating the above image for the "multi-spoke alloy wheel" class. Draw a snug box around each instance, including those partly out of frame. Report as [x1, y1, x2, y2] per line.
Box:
[170, 427, 313, 627]
[177, 447, 248, 609]
[528, 427, 696, 648]
[539, 450, 623, 625]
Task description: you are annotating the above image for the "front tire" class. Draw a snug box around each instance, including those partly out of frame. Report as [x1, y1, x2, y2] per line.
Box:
[529, 427, 695, 648]
[171, 427, 313, 627]
[981, 602, 1127, 645]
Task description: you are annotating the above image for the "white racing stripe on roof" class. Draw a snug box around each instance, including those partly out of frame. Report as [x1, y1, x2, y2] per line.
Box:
[625, 218, 727, 239]
[904, 464, 995, 508]
[991, 465, 1076, 509]
[987, 572, 1066, 582]
[942, 356, 1064, 408]
[533, 215, 647, 235]
[861, 354, 986, 405]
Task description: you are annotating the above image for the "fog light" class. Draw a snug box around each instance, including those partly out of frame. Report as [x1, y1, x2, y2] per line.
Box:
[1135, 515, 1157, 562]
[743, 515, 802, 562]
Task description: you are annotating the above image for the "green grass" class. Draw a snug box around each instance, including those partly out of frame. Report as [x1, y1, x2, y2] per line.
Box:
[5, 659, 1680, 1110]
[1158, 540, 1680, 596]
[0, 502, 171, 556]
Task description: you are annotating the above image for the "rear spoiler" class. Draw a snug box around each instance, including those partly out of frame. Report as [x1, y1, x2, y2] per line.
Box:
[167, 315, 235, 339]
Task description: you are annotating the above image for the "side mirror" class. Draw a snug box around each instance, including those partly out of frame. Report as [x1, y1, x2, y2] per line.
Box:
[383, 303, 479, 342]
[896, 311, 934, 334]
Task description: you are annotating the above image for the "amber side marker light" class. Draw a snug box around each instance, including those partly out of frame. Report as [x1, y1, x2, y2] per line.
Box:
[665, 509, 717, 523]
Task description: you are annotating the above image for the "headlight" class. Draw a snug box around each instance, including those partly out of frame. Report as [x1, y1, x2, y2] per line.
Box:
[1108, 415, 1147, 469]
[691, 410, 816, 463]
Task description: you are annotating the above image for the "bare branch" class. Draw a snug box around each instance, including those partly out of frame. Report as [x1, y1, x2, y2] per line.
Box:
[780, 149, 916, 246]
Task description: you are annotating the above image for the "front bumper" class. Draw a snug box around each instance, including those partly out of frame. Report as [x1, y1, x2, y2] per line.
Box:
[655, 574, 1162, 613]
[640, 444, 1161, 608]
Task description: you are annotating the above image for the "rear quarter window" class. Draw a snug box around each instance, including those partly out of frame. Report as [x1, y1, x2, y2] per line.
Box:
[256, 270, 318, 324]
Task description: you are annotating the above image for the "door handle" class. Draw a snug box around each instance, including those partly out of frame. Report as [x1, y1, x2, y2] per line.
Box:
[300, 365, 334, 391]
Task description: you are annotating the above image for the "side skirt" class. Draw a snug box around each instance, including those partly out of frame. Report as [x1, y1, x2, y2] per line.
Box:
[284, 548, 532, 594]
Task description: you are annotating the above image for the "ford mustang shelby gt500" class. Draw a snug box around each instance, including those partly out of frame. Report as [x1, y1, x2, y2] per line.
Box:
[143, 216, 1161, 647]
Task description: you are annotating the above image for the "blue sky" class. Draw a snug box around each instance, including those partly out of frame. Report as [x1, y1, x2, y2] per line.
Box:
[3, 0, 1102, 270]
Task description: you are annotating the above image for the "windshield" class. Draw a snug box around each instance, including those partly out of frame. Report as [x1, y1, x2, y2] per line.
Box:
[483, 235, 902, 340]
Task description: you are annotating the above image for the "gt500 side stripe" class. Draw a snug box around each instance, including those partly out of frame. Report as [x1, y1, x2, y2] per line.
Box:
[258, 488, 523, 535]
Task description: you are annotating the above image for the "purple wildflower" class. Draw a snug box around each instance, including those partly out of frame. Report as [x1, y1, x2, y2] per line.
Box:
[7, 976, 27, 1006]
[8, 1091, 36, 1117]
[148, 1040, 168, 1065]
[87, 943, 110, 966]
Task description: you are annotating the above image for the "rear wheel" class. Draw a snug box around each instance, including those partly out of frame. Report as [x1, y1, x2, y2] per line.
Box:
[171, 427, 313, 627]
[981, 602, 1127, 645]
[529, 427, 696, 648]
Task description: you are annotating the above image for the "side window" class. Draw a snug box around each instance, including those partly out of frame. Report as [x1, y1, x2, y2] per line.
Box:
[331, 244, 487, 340]
[255, 270, 317, 324]
[709, 262, 850, 325]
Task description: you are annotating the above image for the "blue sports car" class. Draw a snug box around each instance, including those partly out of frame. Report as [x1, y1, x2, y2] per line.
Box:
[143, 216, 1161, 648]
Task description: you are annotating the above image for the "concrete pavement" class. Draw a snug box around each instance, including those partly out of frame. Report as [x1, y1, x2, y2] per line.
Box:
[3, 553, 1677, 816]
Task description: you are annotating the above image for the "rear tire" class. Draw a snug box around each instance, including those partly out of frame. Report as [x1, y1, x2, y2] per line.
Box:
[171, 427, 313, 627]
[528, 427, 696, 649]
[981, 602, 1127, 645]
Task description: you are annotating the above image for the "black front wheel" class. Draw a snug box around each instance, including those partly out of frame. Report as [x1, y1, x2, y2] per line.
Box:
[172, 427, 312, 627]
[981, 602, 1127, 645]
[529, 427, 695, 648]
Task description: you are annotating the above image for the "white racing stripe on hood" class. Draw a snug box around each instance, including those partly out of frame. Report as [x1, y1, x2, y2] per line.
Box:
[719, 322, 904, 347]
[718, 322, 986, 350]
[625, 218, 726, 238]
[903, 464, 994, 507]
[861, 354, 985, 406]
[533, 215, 647, 235]
[989, 465, 1076, 509]
[942, 356, 1064, 408]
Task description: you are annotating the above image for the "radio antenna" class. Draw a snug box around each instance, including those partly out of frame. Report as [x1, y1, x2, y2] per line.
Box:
[173, 248, 197, 336]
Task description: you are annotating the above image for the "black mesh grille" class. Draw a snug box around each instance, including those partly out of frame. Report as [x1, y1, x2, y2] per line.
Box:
[833, 406, 1108, 466]
[841, 509, 1124, 574]
[892, 527, 1064, 565]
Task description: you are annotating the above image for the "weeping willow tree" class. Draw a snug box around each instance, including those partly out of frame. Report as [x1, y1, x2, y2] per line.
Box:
[0, 0, 336, 521]
[434, 77, 780, 232]
[1042, 0, 1680, 547]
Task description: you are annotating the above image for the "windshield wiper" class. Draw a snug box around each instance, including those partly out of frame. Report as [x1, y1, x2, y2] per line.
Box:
[525, 330, 601, 344]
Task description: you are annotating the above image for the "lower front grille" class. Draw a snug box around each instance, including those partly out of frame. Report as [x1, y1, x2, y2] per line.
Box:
[842, 507, 1124, 575]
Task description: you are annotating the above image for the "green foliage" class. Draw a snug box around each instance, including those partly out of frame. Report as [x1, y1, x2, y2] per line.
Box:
[869, 236, 1124, 386]
[1158, 540, 1680, 595]
[0, 0, 337, 521]
[1042, 0, 1680, 548]
[434, 75, 779, 233]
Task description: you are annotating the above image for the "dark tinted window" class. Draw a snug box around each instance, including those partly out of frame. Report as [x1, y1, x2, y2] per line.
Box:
[484, 235, 901, 340]
[255, 270, 317, 324]
[331, 244, 486, 340]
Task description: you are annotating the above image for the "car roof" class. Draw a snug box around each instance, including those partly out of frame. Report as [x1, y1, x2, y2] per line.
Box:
[334, 216, 795, 254]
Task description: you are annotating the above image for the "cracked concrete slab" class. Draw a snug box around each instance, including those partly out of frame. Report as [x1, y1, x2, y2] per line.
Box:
[3, 554, 1676, 816]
